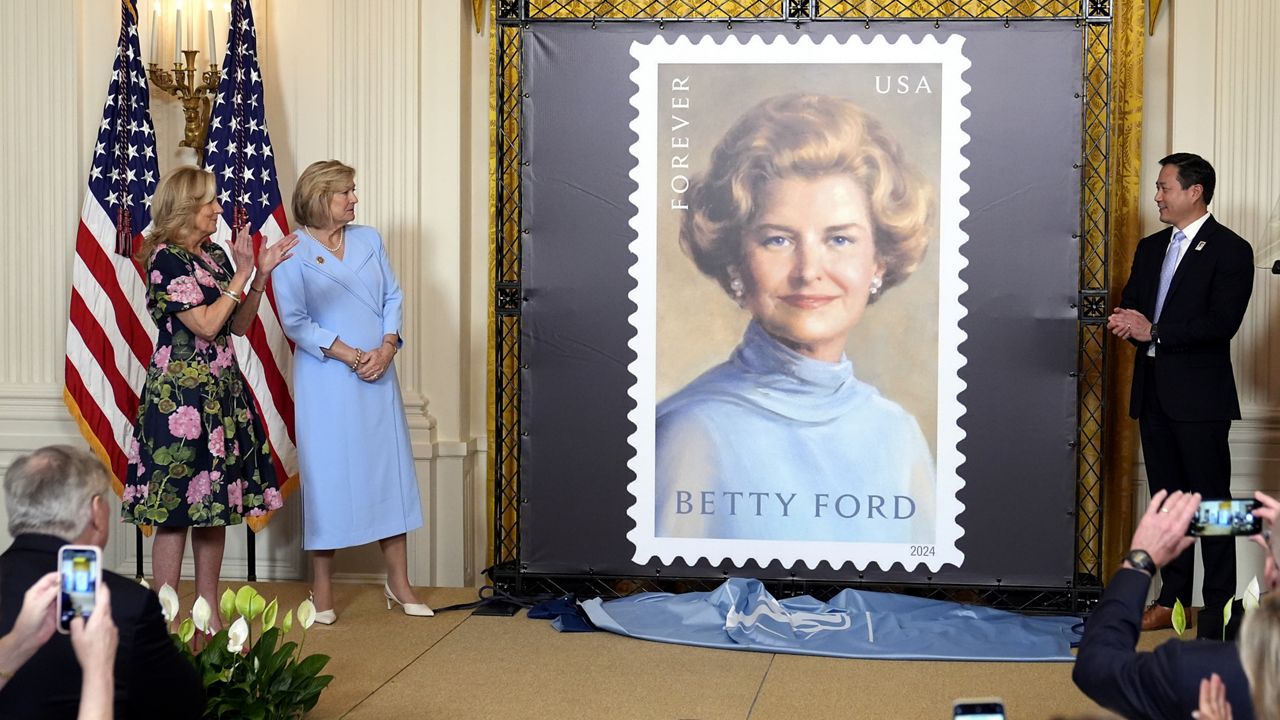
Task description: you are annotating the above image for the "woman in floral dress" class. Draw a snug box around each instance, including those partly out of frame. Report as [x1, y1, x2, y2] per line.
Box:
[123, 166, 297, 626]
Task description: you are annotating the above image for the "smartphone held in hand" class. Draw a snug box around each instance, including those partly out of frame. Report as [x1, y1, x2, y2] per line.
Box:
[57, 544, 101, 634]
[1188, 499, 1263, 537]
[953, 697, 1006, 719]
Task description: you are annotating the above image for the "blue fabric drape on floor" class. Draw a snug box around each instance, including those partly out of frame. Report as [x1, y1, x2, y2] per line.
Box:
[581, 578, 1080, 662]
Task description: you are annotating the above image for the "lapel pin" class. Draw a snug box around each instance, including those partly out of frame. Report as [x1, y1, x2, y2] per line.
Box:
[317, 256, 325, 264]
[1195, 240, 1206, 251]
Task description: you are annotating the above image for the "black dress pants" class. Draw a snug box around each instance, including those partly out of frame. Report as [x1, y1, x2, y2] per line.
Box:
[1137, 357, 1236, 636]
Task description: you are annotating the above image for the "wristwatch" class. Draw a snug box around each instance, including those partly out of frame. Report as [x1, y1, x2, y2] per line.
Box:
[1124, 549, 1156, 575]
[1150, 323, 1160, 344]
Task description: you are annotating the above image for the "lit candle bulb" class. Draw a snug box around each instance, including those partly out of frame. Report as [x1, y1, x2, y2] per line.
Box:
[175, 1, 183, 65]
[149, 1, 158, 60]
[206, 1, 216, 62]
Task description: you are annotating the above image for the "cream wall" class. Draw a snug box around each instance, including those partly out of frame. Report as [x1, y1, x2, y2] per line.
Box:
[6, 0, 1277, 596]
[1139, 0, 1280, 600]
[0, 0, 491, 588]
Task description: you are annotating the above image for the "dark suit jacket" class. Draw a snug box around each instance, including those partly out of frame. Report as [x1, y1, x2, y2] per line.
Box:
[1073, 568, 1253, 720]
[0, 534, 203, 720]
[1120, 215, 1254, 421]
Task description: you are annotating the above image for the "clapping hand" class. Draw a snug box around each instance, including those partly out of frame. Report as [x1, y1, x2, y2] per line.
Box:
[1108, 307, 1152, 342]
[1193, 673, 1233, 720]
[257, 233, 299, 277]
[229, 224, 255, 270]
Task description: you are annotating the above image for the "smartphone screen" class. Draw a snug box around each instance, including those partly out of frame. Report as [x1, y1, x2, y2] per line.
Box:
[1189, 499, 1263, 537]
[57, 545, 100, 634]
[953, 699, 1006, 719]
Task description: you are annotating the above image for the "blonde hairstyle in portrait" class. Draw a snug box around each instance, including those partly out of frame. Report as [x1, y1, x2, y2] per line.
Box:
[1240, 593, 1280, 720]
[680, 93, 935, 302]
[292, 160, 356, 228]
[134, 166, 217, 263]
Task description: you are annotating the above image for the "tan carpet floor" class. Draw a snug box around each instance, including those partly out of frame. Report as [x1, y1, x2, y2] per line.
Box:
[171, 581, 1173, 719]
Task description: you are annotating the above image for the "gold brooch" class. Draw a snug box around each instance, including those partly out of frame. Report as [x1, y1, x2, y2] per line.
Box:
[317, 256, 325, 264]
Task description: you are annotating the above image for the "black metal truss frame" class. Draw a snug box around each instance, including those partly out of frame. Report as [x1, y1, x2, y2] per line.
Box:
[493, 0, 1112, 615]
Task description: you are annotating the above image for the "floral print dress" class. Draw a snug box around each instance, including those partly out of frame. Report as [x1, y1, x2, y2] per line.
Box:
[123, 242, 283, 527]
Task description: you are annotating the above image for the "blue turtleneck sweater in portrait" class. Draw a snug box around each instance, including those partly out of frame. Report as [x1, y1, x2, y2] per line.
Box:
[655, 321, 935, 543]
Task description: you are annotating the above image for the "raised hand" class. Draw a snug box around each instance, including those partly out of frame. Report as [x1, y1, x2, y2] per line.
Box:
[12, 572, 59, 652]
[69, 582, 117, 671]
[229, 224, 255, 271]
[1249, 491, 1280, 590]
[257, 233, 299, 277]
[1129, 489, 1199, 568]
[1194, 673, 1233, 720]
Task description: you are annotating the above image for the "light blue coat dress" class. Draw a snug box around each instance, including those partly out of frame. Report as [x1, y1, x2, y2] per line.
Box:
[655, 321, 935, 544]
[271, 225, 424, 550]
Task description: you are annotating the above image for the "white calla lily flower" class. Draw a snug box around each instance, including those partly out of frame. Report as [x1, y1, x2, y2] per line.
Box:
[158, 584, 180, 624]
[226, 617, 249, 653]
[297, 598, 317, 630]
[192, 596, 213, 634]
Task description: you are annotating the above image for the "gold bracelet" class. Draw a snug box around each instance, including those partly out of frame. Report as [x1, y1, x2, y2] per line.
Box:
[350, 349, 363, 372]
[221, 289, 242, 305]
[249, 284, 266, 293]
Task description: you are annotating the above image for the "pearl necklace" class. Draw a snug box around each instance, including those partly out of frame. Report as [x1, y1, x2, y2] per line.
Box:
[310, 225, 344, 253]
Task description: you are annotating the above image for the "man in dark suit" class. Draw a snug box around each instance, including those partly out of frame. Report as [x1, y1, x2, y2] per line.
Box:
[1108, 153, 1255, 638]
[1073, 489, 1255, 720]
[0, 446, 203, 719]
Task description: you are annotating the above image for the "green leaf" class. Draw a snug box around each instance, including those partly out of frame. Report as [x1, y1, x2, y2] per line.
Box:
[179, 592, 334, 719]
[262, 598, 279, 631]
[1223, 597, 1233, 641]
[281, 609, 293, 635]
[178, 617, 196, 644]
[1172, 598, 1187, 636]
[1244, 576, 1261, 612]
[296, 653, 332, 676]
[248, 592, 266, 621]
[220, 588, 237, 622]
[234, 585, 258, 619]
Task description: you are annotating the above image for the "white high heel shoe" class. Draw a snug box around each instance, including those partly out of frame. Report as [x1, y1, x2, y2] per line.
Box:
[309, 592, 337, 625]
[384, 582, 434, 617]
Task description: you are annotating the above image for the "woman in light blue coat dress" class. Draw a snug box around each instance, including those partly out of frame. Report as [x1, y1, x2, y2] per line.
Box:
[273, 161, 431, 623]
[656, 94, 937, 544]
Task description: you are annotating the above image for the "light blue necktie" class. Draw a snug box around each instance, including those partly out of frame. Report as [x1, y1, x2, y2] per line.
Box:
[1153, 229, 1187, 322]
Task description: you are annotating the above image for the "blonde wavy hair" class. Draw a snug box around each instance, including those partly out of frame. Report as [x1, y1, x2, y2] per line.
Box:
[680, 93, 935, 302]
[134, 166, 217, 263]
[292, 160, 356, 228]
[1240, 593, 1280, 719]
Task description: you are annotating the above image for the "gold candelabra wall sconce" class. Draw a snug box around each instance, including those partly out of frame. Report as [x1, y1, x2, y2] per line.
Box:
[144, 1, 226, 167]
[147, 51, 219, 167]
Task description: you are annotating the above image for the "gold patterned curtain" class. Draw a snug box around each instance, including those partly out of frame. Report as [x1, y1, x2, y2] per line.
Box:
[485, 1, 1149, 574]
[1101, 0, 1147, 578]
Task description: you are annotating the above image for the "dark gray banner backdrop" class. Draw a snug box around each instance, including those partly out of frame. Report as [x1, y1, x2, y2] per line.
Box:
[519, 21, 1083, 586]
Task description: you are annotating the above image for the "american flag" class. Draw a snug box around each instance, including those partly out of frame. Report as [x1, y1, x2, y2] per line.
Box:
[204, 0, 299, 531]
[63, 0, 159, 497]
